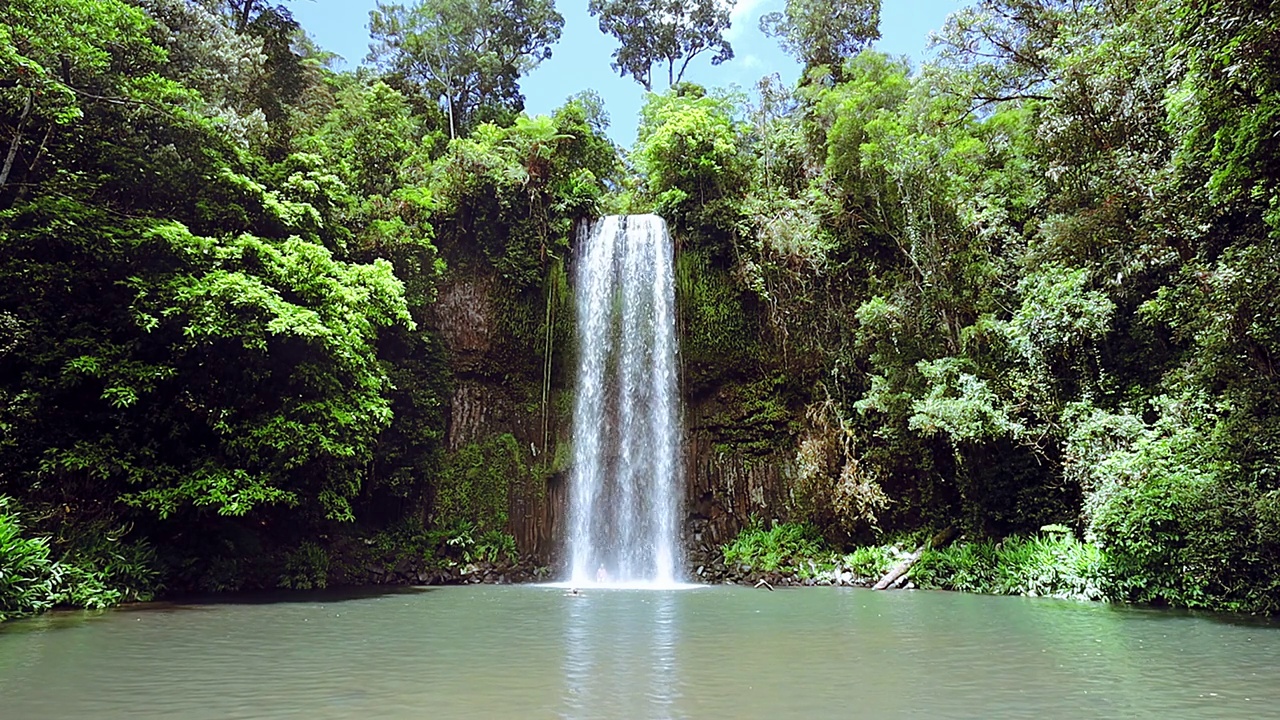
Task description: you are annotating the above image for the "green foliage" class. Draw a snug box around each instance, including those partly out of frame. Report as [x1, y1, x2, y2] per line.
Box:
[706, 375, 796, 456]
[0, 498, 59, 621]
[309, 81, 421, 197]
[1079, 398, 1280, 613]
[759, 0, 880, 77]
[1005, 266, 1114, 366]
[436, 520, 518, 564]
[473, 529, 518, 564]
[427, 104, 613, 287]
[0, 0, 161, 133]
[1, 200, 413, 523]
[791, 396, 890, 539]
[0, 497, 158, 621]
[279, 542, 329, 590]
[434, 434, 534, 533]
[634, 87, 750, 254]
[368, 0, 564, 136]
[588, 0, 733, 91]
[676, 250, 761, 387]
[840, 544, 895, 579]
[909, 357, 1021, 443]
[1, 0, 457, 610]
[722, 518, 827, 572]
[912, 533, 1106, 601]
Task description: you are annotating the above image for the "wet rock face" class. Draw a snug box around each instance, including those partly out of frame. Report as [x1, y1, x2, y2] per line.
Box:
[430, 261, 805, 571]
[433, 275, 496, 370]
[680, 392, 798, 553]
[445, 380, 531, 452]
[430, 271, 569, 562]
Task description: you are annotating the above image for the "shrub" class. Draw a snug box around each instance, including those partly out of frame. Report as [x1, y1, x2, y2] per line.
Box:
[1, 497, 160, 620]
[912, 531, 1106, 601]
[722, 517, 827, 572]
[279, 541, 330, 590]
[473, 530, 518, 564]
[435, 520, 517, 565]
[841, 544, 896, 580]
[0, 498, 59, 621]
[1081, 402, 1280, 613]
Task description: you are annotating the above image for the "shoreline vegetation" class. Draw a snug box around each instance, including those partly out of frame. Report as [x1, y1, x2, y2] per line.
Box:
[0, 500, 1227, 622]
[703, 519, 1109, 602]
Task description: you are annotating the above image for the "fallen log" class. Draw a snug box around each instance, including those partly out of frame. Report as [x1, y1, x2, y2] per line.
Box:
[872, 527, 958, 591]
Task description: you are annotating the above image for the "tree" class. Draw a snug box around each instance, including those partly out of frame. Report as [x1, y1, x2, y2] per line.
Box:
[368, 0, 564, 138]
[133, 0, 270, 146]
[197, 0, 283, 33]
[588, 0, 735, 92]
[759, 0, 880, 79]
[0, 0, 163, 195]
[633, 86, 749, 252]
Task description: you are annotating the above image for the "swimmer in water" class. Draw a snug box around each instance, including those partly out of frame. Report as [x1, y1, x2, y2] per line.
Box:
[566, 587, 581, 597]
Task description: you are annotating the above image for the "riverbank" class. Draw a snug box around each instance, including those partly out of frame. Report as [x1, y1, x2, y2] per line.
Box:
[1, 496, 552, 622]
[691, 520, 1112, 602]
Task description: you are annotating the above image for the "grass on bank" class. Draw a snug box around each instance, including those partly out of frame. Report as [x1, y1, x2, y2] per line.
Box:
[721, 519, 1108, 601]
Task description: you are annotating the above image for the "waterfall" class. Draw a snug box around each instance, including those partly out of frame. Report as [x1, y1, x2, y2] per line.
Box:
[566, 214, 681, 586]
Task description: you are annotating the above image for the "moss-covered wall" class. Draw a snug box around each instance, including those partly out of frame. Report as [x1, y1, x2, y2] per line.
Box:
[676, 245, 812, 547]
[429, 258, 574, 562]
[430, 225, 814, 566]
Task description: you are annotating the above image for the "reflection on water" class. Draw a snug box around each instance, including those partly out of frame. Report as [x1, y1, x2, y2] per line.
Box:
[2, 585, 1280, 719]
[563, 590, 681, 719]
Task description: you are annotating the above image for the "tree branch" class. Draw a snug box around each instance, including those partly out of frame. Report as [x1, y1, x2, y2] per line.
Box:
[0, 90, 34, 191]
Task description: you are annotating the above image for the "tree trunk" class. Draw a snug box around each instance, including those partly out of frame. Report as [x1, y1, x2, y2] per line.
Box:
[0, 90, 34, 191]
[872, 527, 957, 591]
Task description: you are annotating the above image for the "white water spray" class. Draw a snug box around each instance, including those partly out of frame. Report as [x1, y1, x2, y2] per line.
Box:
[566, 215, 681, 586]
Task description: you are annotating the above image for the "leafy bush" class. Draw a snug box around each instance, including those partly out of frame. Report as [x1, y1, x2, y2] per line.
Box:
[0, 498, 59, 621]
[1083, 408, 1280, 613]
[722, 517, 827, 572]
[436, 520, 517, 565]
[473, 530, 518, 564]
[59, 519, 159, 605]
[279, 541, 330, 590]
[841, 545, 896, 580]
[435, 434, 529, 534]
[633, 86, 750, 255]
[913, 541, 999, 594]
[1, 498, 157, 620]
[911, 531, 1106, 601]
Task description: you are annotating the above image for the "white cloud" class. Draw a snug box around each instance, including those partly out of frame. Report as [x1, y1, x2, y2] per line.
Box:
[725, 0, 774, 40]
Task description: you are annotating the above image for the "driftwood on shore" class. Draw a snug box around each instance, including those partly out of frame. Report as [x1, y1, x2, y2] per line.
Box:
[872, 527, 958, 591]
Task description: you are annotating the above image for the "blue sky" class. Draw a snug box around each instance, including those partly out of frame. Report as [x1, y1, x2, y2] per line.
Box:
[290, 0, 963, 145]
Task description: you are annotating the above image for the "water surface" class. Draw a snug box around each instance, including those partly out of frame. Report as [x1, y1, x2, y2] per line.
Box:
[2, 586, 1279, 719]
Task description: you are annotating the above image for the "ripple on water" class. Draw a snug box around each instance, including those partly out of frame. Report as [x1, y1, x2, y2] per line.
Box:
[1, 585, 1279, 719]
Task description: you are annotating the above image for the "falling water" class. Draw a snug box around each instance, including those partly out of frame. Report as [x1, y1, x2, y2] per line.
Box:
[567, 215, 681, 586]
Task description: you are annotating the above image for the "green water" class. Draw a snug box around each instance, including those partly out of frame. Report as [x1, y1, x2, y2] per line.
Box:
[2, 585, 1279, 719]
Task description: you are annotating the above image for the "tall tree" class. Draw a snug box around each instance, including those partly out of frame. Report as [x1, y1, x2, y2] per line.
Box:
[196, 0, 268, 32]
[368, 0, 564, 138]
[759, 0, 880, 80]
[588, 0, 735, 92]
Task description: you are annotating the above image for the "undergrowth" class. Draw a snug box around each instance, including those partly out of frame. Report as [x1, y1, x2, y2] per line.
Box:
[1, 496, 158, 622]
[911, 528, 1106, 601]
[722, 517, 827, 572]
